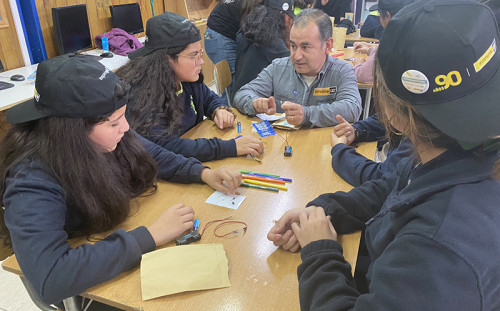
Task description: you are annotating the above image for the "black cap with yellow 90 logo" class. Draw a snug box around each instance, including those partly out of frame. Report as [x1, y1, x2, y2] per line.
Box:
[377, 0, 500, 148]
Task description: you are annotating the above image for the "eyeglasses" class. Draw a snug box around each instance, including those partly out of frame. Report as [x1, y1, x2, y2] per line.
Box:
[177, 49, 204, 66]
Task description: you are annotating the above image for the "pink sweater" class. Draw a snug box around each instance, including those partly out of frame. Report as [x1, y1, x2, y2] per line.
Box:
[354, 46, 377, 84]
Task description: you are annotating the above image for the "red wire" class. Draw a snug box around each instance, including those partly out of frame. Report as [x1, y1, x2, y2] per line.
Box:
[200, 216, 233, 236]
[214, 220, 248, 238]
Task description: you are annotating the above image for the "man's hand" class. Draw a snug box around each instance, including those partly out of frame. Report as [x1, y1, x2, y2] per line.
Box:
[281, 101, 304, 126]
[214, 108, 235, 129]
[331, 115, 355, 146]
[291, 206, 337, 248]
[252, 96, 277, 115]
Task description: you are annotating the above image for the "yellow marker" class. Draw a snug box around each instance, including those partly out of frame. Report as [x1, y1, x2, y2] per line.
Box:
[243, 179, 288, 191]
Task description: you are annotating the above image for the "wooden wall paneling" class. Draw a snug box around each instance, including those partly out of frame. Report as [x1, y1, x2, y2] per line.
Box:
[38, 0, 58, 58]
[138, 0, 150, 31]
[35, 0, 161, 59]
[88, 0, 108, 48]
[152, 0, 164, 16]
[0, 0, 25, 69]
[164, 0, 188, 17]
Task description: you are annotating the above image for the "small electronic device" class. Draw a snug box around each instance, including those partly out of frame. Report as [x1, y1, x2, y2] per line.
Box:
[100, 52, 113, 58]
[284, 145, 292, 157]
[10, 74, 25, 81]
[175, 231, 201, 245]
[175, 219, 201, 245]
[110, 3, 144, 34]
[0, 81, 14, 91]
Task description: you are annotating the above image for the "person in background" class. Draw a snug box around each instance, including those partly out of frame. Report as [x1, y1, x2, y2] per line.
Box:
[353, 0, 414, 84]
[268, 1, 500, 309]
[294, 0, 315, 14]
[231, 0, 295, 103]
[204, 0, 262, 103]
[234, 9, 361, 128]
[116, 12, 264, 162]
[314, 0, 352, 22]
[359, 3, 383, 39]
[0, 55, 242, 307]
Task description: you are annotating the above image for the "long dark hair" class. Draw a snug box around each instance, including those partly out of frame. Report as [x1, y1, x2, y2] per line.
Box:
[373, 60, 459, 151]
[241, 0, 263, 19]
[0, 81, 158, 246]
[240, 5, 287, 47]
[116, 47, 189, 138]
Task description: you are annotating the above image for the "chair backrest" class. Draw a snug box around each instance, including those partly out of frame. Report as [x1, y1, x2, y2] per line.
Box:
[213, 60, 232, 105]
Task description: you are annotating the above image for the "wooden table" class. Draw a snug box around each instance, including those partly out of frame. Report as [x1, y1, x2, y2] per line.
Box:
[345, 30, 379, 43]
[2, 112, 376, 311]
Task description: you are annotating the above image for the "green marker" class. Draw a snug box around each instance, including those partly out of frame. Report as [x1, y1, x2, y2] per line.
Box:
[238, 170, 280, 177]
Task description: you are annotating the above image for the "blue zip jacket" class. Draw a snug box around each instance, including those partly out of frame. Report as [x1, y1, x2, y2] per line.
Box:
[134, 80, 237, 162]
[332, 114, 414, 186]
[3, 131, 205, 305]
[302, 148, 500, 310]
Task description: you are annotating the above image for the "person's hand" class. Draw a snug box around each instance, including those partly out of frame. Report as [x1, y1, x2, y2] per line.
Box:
[214, 108, 235, 129]
[291, 206, 337, 248]
[147, 203, 195, 247]
[353, 42, 372, 54]
[267, 206, 315, 252]
[281, 101, 304, 126]
[201, 168, 242, 195]
[235, 135, 264, 157]
[331, 115, 355, 146]
[352, 57, 366, 66]
[252, 96, 277, 115]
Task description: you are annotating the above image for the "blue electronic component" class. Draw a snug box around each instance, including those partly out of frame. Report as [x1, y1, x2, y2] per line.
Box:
[284, 146, 292, 157]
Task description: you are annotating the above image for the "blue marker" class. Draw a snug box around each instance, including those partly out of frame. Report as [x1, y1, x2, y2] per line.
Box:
[237, 121, 241, 133]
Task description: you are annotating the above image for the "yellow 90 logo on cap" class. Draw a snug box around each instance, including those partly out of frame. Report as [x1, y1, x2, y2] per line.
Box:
[433, 71, 462, 93]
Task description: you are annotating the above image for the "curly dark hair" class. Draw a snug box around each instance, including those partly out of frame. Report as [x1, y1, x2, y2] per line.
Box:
[0, 81, 158, 246]
[115, 46, 190, 138]
[240, 4, 287, 47]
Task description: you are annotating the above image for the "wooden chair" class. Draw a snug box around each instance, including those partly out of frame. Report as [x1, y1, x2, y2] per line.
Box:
[213, 60, 232, 106]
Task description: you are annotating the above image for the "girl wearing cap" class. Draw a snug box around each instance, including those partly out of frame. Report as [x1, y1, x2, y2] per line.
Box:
[117, 12, 264, 163]
[0, 54, 242, 306]
[268, 0, 500, 309]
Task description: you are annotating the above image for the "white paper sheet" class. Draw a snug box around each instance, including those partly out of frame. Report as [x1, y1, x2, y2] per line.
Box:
[205, 191, 246, 210]
[256, 113, 285, 121]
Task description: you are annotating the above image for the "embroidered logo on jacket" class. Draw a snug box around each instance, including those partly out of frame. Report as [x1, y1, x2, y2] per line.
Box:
[313, 87, 337, 96]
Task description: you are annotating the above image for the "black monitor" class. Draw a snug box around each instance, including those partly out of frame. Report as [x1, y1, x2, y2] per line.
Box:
[52, 4, 92, 55]
[109, 3, 144, 35]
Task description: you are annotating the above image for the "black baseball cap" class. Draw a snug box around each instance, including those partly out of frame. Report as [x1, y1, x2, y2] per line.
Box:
[377, 0, 500, 148]
[265, 0, 296, 18]
[6, 54, 127, 124]
[128, 12, 201, 60]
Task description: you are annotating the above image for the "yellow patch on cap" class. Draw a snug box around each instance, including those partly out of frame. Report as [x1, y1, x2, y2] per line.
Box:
[474, 39, 496, 73]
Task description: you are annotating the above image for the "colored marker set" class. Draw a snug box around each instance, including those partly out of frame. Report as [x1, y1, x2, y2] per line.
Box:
[239, 170, 292, 192]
